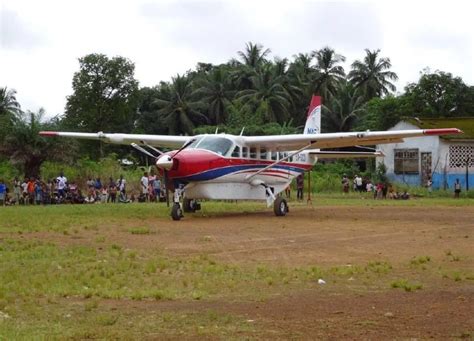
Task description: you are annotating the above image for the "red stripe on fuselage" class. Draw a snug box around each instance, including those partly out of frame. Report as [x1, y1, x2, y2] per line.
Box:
[166, 149, 311, 179]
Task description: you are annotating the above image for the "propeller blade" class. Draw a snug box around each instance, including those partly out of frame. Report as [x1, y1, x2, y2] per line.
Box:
[171, 138, 196, 158]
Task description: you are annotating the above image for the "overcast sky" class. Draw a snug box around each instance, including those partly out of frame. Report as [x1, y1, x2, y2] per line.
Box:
[1, 0, 473, 118]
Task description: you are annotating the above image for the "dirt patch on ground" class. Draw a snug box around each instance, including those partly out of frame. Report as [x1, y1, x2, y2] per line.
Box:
[15, 204, 474, 338]
[22, 204, 474, 267]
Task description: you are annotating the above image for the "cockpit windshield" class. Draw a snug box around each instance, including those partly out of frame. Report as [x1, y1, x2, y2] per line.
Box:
[190, 136, 233, 156]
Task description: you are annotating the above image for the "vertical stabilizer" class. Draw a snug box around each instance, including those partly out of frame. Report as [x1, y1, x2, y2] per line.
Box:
[303, 95, 321, 134]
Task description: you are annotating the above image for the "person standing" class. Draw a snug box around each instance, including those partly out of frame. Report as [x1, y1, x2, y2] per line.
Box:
[153, 177, 161, 202]
[21, 177, 28, 204]
[0, 179, 6, 206]
[342, 175, 350, 194]
[56, 172, 68, 199]
[296, 174, 304, 201]
[426, 177, 433, 194]
[117, 175, 126, 194]
[355, 174, 363, 192]
[12, 177, 21, 204]
[366, 180, 373, 193]
[454, 178, 461, 199]
[27, 177, 36, 204]
[108, 177, 117, 203]
[140, 172, 149, 202]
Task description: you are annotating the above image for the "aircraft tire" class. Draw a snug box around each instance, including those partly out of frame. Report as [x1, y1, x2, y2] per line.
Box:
[183, 198, 196, 213]
[171, 203, 183, 221]
[273, 197, 288, 216]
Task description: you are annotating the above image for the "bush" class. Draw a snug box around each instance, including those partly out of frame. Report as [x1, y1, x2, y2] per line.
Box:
[0, 160, 21, 181]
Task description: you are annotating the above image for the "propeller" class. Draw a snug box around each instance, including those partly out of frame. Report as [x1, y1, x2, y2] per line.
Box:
[131, 138, 195, 208]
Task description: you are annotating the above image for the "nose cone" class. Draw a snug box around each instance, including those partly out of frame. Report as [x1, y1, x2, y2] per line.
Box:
[156, 155, 173, 170]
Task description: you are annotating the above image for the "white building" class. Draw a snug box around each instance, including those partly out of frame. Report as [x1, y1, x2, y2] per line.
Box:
[376, 118, 474, 190]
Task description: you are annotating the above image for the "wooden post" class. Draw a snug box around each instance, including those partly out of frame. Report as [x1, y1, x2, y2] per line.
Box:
[466, 157, 470, 191]
[307, 170, 312, 205]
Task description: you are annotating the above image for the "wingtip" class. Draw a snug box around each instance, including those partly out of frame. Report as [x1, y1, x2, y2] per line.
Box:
[39, 131, 58, 136]
[424, 128, 463, 135]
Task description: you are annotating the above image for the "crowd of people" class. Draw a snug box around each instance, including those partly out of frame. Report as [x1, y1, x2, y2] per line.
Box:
[341, 174, 412, 200]
[0, 171, 167, 206]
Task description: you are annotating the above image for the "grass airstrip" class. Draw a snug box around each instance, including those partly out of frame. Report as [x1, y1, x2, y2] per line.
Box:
[0, 195, 473, 339]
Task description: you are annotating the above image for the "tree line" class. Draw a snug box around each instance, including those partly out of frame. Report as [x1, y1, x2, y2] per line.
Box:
[1, 42, 474, 176]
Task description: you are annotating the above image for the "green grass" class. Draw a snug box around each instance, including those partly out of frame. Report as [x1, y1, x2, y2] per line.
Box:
[0, 198, 472, 338]
[0, 237, 407, 338]
[1, 195, 471, 234]
[390, 279, 423, 292]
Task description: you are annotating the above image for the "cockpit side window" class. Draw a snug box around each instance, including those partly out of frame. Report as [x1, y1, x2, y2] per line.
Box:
[188, 137, 203, 149]
[231, 146, 240, 157]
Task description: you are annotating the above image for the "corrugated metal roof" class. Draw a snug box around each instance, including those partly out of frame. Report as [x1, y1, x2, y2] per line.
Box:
[405, 117, 474, 140]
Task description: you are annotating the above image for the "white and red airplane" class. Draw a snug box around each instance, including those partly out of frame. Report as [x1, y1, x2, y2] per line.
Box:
[40, 96, 461, 220]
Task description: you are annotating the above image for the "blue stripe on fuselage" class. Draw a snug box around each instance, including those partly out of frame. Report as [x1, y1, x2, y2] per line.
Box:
[177, 164, 306, 182]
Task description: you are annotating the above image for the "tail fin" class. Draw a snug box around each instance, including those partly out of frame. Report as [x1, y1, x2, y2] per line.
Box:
[303, 95, 321, 134]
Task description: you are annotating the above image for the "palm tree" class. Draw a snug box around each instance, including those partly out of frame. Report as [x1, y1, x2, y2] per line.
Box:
[310, 47, 346, 101]
[323, 81, 365, 132]
[194, 67, 235, 125]
[236, 42, 271, 68]
[236, 64, 292, 124]
[230, 42, 271, 91]
[0, 87, 21, 141]
[0, 87, 21, 117]
[3, 109, 73, 177]
[348, 49, 398, 100]
[153, 75, 208, 135]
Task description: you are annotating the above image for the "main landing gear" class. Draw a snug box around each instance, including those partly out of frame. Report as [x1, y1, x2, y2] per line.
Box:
[171, 195, 201, 221]
[273, 197, 288, 216]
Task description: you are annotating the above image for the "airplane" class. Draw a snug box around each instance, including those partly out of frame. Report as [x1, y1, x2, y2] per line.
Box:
[39, 96, 462, 220]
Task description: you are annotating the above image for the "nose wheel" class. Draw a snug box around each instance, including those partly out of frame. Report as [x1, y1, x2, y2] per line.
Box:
[171, 203, 183, 221]
[273, 197, 288, 216]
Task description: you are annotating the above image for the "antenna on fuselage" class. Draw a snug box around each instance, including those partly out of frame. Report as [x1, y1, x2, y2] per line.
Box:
[240, 127, 245, 136]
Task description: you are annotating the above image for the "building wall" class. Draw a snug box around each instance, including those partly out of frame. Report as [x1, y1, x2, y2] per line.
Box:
[376, 121, 474, 190]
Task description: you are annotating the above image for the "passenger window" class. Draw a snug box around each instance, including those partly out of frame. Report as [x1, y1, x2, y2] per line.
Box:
[242, 147, 249, 158]
[271, 151, 278, 161]
[250, 147, 257, 159]
[260, 148, 267, 160]
[231, 146, 240, 158]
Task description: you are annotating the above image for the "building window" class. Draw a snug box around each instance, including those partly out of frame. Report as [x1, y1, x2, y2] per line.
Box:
[394, 148, 419, 174]
[449, 145, 474, 168]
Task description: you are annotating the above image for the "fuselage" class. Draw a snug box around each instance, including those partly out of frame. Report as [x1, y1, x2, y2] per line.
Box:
[160, 134, 315, 200]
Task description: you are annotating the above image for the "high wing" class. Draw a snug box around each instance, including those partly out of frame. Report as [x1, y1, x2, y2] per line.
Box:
[39, 131, 190, 149]
[242, 128, 462, 151]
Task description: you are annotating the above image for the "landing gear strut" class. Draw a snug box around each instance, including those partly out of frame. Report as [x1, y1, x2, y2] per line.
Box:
[273, 197, 288, 216]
